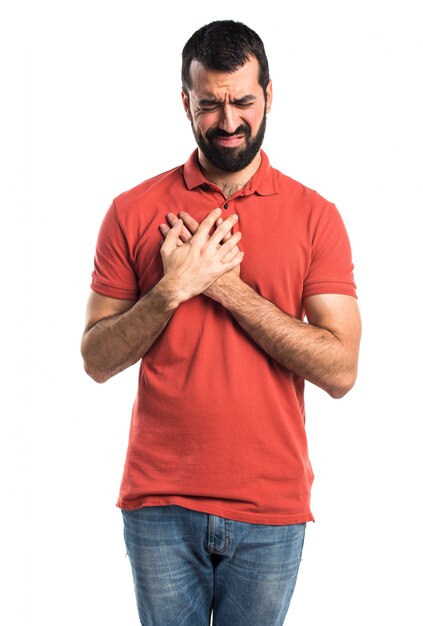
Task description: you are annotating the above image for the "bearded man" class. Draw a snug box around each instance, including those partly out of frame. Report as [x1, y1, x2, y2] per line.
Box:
[81, 20, 361, 626]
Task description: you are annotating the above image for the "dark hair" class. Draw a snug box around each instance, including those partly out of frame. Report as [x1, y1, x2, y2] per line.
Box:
[182, 20, 270, 95]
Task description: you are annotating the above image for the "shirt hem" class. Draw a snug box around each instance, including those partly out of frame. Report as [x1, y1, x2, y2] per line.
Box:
[116, 496, 315, 526]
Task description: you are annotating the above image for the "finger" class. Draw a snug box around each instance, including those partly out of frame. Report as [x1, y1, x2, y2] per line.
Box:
[217, 230, 242, 259]
[222, 249, 244, 270]
[193, 208, 222, 241]
[160, 219, 184, 252]
[166, 213, 192, 242]
[220, 242, 241, 263]
[160, 222, 185, 247]
[209, 214, 239, 247]
[221, 225, 231, 243]
[178, 211, 200, 235]
[159, 223, 171, 237]
[213, 217, 231, 244]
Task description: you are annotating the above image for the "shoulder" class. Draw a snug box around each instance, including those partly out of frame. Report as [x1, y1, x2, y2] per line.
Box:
[266, 158, 336, 226]
[113, 164, 184, 218]
[275, 167, 331, 209]
[262, 152, 330, 207]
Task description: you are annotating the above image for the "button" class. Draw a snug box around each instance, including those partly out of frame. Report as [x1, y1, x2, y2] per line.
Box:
[223, 203, 228, 209]
[201, 183, 210, 190]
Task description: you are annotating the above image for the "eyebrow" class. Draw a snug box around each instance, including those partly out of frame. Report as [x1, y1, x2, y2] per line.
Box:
[198, 95, 257, 107]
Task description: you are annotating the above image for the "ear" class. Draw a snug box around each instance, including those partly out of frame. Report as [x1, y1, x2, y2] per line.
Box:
[265, 79, 273, 114]
[181, 88, 191, 120]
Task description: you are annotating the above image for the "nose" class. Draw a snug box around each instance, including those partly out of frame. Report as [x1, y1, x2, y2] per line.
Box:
[218, 104, 240, 134]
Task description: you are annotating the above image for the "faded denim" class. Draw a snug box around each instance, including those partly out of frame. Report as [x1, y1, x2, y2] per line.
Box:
[122, 505, 306, 625]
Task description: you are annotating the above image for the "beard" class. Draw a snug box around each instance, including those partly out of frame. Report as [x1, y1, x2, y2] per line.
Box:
[191, 113, 267, 172]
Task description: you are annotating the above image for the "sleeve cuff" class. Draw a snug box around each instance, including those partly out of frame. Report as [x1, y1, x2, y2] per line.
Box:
[90, 279, 139, 301]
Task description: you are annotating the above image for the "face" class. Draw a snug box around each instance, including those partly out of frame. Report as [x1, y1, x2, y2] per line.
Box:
[182, 57, 272, 172]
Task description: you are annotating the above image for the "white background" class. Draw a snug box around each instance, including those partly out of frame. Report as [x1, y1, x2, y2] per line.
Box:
[3, 0, 422, 624]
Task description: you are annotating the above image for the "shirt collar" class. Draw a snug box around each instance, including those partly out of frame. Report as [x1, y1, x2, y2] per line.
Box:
[183, 149, 278, 197]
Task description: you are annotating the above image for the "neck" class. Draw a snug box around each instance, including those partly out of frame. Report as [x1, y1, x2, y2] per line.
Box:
[198, 151, 262, 199]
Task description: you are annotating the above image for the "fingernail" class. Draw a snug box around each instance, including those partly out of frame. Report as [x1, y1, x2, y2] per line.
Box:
[214, 208, 221, 215]
[232, 214, 238, 221]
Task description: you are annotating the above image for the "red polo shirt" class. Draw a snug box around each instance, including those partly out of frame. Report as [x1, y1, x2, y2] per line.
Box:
[91, 150, 357, 525]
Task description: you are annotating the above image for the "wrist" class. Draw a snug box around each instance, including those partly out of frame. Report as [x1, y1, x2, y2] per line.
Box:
[154, 274, 187, 311]
[208, 274, 246, 307]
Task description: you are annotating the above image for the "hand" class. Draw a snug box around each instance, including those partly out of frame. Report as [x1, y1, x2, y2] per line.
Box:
[160, 210, 243, 303]
[159, 208, 243, 305]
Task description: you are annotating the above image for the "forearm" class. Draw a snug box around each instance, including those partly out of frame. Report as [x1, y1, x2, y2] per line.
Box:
[216, 279, 356, 398]
[81, 279, 178, 383]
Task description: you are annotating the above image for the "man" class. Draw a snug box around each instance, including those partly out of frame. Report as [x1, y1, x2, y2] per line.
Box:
[81, 20, 361, 626]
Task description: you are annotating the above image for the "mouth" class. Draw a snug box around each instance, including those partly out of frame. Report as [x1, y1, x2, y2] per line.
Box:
[212, 134, 246, 148]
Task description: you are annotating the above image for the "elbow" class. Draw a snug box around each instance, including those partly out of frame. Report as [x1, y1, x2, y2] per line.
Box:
[328, 386, 351, 400]
[83, 360, 110, 384]
[81, 338, 111, 384]
[327, 369, 357, 399]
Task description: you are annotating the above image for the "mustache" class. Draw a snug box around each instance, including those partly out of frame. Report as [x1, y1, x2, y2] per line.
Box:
[206, 124, 251, 140]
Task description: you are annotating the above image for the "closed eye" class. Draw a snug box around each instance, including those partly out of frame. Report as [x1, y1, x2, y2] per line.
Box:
[197, 96, 257, 112]
[200, 104, 221, 111]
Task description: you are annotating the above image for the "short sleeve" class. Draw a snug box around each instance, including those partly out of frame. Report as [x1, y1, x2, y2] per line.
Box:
[303, 202, 357, 300]
[90, 201, 140, 300]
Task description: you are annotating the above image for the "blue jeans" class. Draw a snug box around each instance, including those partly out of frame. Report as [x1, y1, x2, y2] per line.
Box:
[122, 505, 306, 625]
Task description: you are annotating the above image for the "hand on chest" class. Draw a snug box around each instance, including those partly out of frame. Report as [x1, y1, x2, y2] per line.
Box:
[133, 195, 310, 313]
